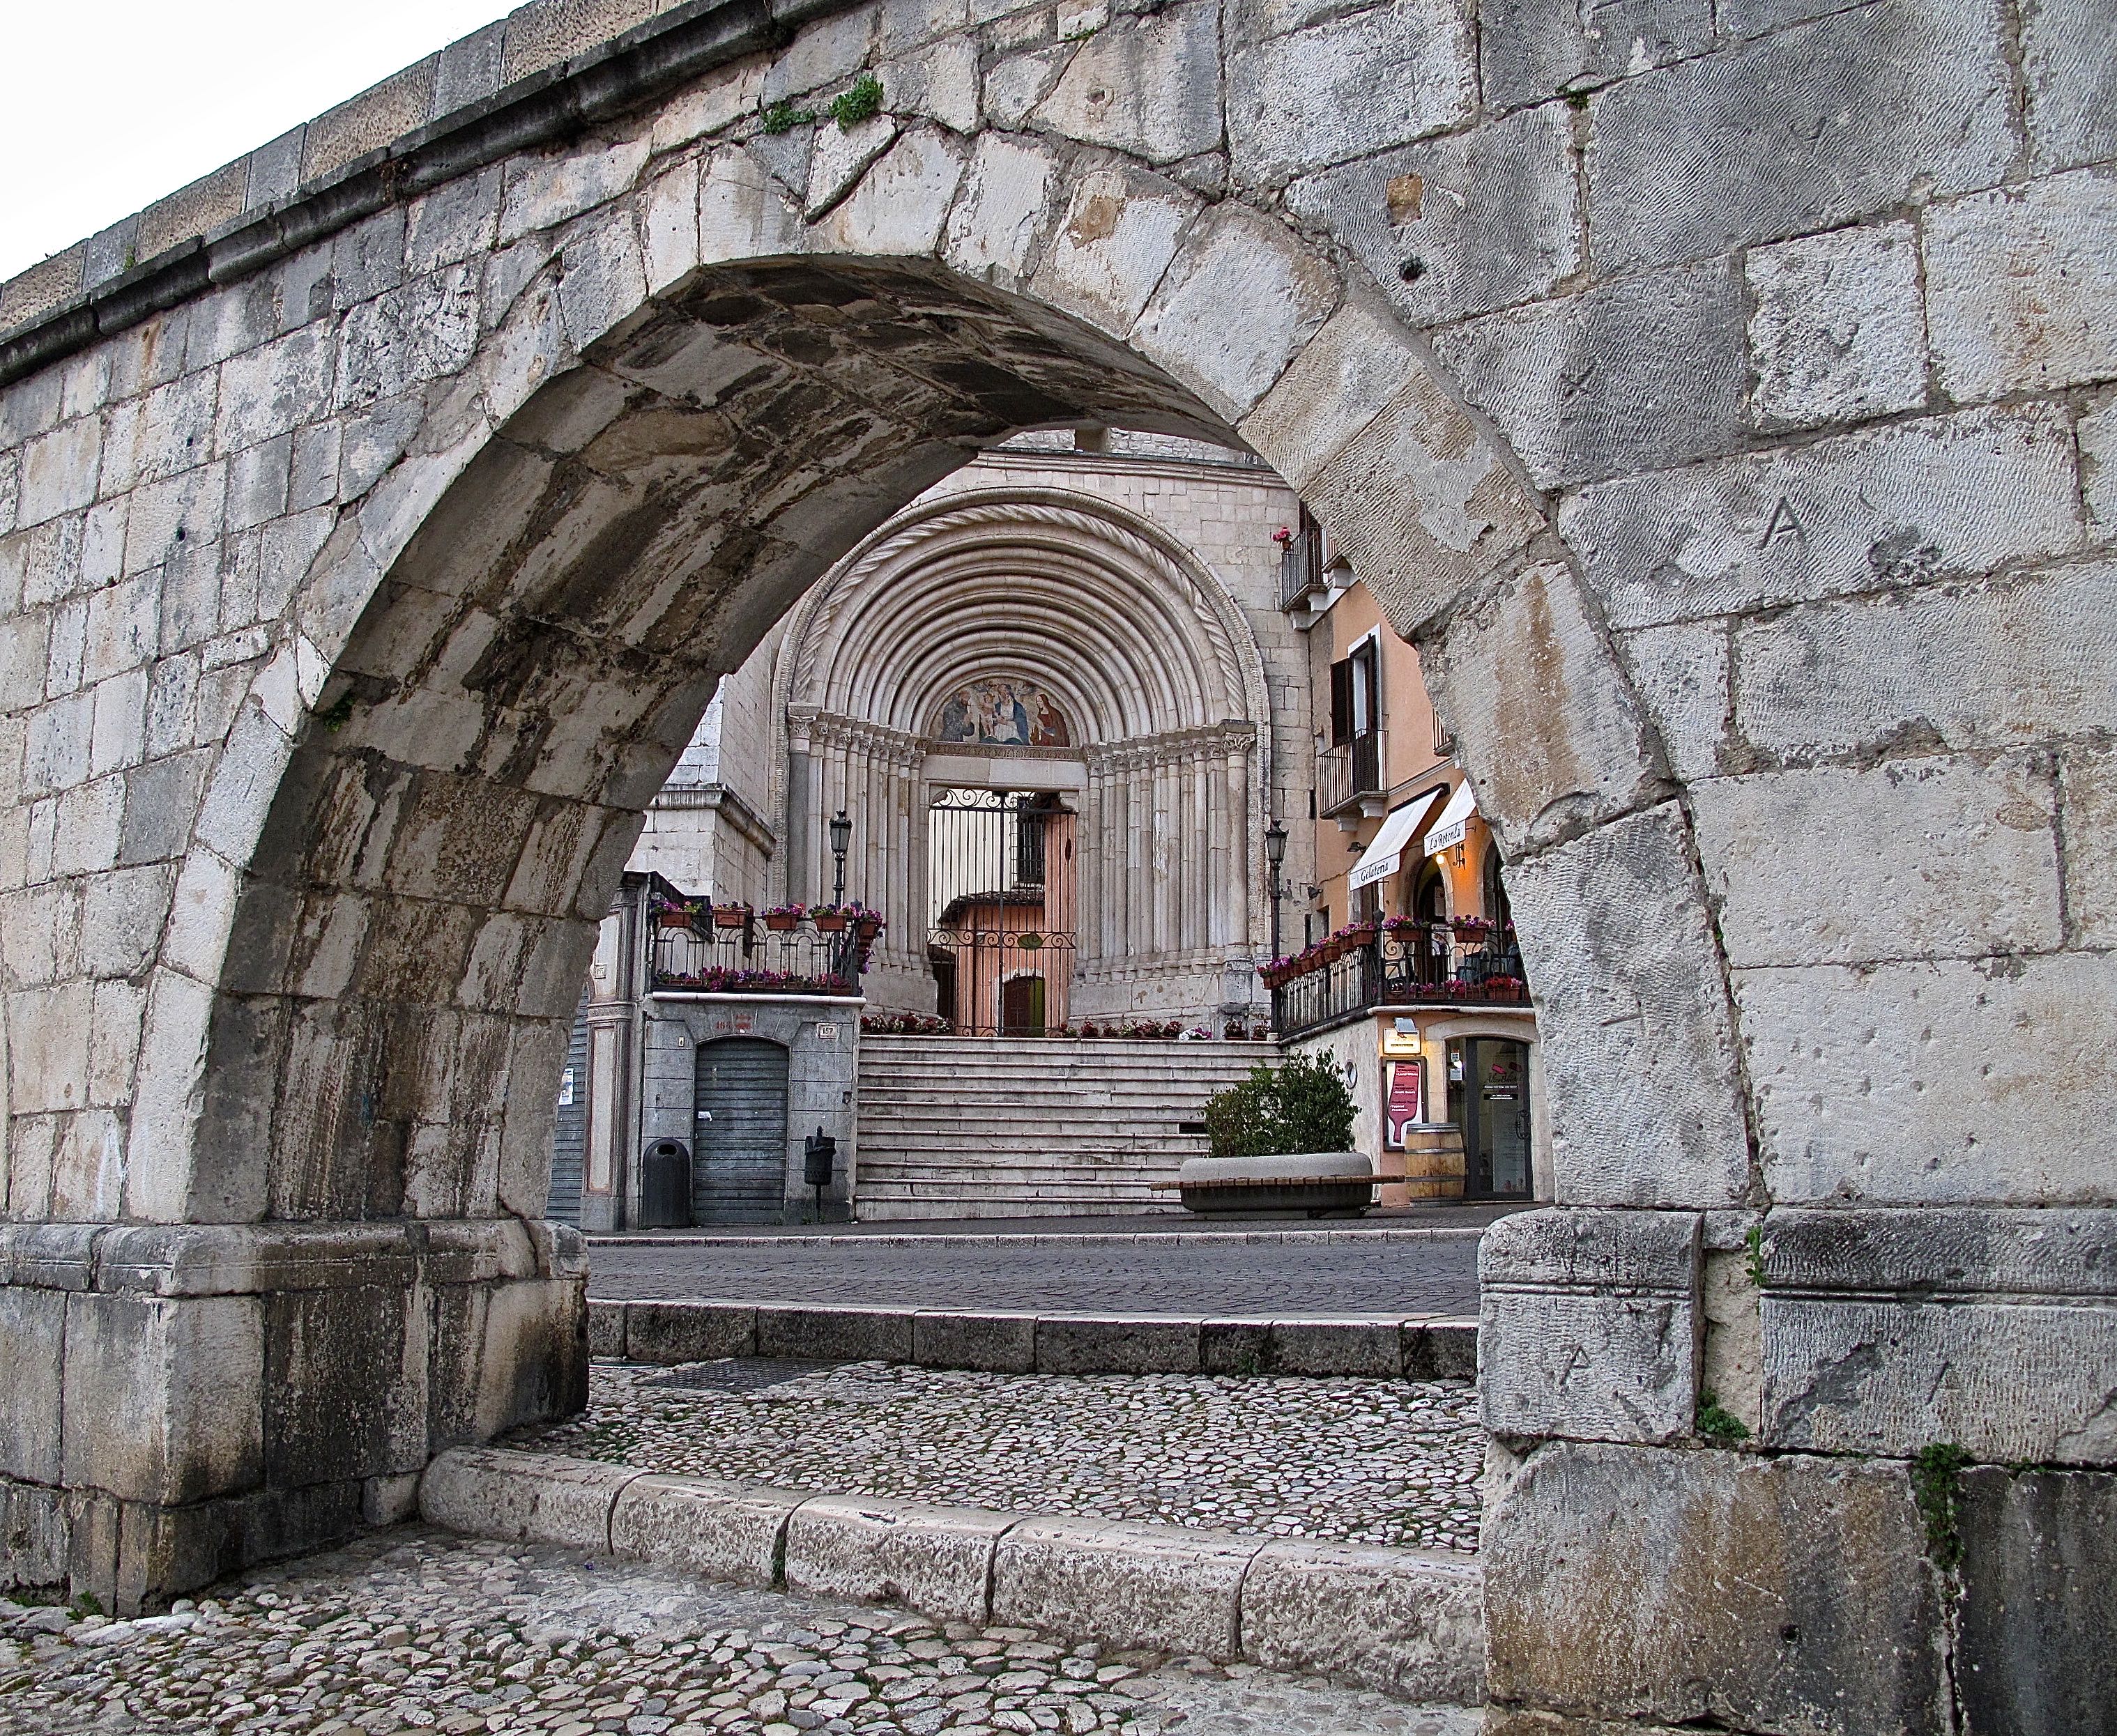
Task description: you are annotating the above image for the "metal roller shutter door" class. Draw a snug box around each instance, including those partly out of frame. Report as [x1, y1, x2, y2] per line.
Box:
[692, 1038, 788, 1224]
[544, 992, 590, 1224]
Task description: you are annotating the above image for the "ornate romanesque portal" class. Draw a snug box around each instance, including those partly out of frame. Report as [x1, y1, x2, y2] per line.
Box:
[766, 493, 1277, 1031]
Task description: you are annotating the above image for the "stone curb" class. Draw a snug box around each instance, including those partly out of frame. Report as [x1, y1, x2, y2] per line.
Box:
[588, 1227, 1492, 1249]
[418, 1447, 1484, 1705]
[590, 1298, 1478, 1378]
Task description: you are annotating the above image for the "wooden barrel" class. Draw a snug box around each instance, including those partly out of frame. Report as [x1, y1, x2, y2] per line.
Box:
[1377, 1122, 1465, 1206]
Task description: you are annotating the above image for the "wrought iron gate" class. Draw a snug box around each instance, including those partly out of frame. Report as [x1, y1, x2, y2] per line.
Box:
[926, 788, 1076, 1036]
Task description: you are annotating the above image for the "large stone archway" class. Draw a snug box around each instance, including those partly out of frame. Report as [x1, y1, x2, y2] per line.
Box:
[1, 0, 2110, 1721]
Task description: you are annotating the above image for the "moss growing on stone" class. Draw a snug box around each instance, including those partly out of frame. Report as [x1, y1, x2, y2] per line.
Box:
[760, 98, 816, 135]
[1695, 1391, 1751, 1443]
[830, 72, 885, 130]
[1911, 1442, 1973, 1572]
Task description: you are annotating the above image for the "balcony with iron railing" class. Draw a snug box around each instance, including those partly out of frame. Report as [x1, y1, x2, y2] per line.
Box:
[1266, 919, 1531, 1039]
[1317, 729, 1387, 823]
[650, 902, 877, 995]
[1278, 520, 1326, 610]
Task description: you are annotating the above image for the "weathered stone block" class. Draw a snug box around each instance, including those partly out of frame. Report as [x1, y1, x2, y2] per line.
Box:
[1432, 261, 1748, 488]
[1564, 405, 2084, 632]
[1732, 557, 2116, 766]
[1505, 807, 1752, 1207]
[1483, 1442, 1947, 1735]
[0, 1286, 63, 1482]
[1616, 620, 1727, 785]
[1688, 756, 2063, 969]
[300, 57, 438, 185]
[1267, 1319, 1403, 1378]
[756, 1304, 911, 1362]
[1481, 1209, 1699, 1444]
[61, 1291, 264, 1507]
[910, 1309, 1037, 1373]
[1130, 203, 1336, 422]
[813, 127, 965, 258]
[1745, 222, 1928, 431]
[1405, 1321, 1477, 1381]
[1478, 0, 1709, 112]
[1957, 1468, 2117, 1736]
[1738, 953, 2117, 1206]
[1752, 1211, 2117, 1473]
[1927, 169, 2117, 404]
[1239, 1538, 1483, 1704]
[609, 1472, 802, 1588]
[1274, 346, 1543, 636]
[991, 1515, 1256, 1658]
[1285, 102, 1579, 328]
[1, 1476, 68, 1592]
[942, 134, 1057, 287]
[263, 1284, 418, 1486]
[1761, 1296, 2117, 1464]
[1227, 0, 1474, 185]
[785, 1493, 1013, 1622]
[1031, 1, 1220, 164]
[1586, 0, 2013, 275]
[419, 1446, 636, 1549]
[1028, 163, 1197, 339]
[1034, 1314, 1199, 1374]
[586, 1297, 627, 1358]
[2083, 397, 2117, 539]
[2024, 0, 2117, 171]
[1421, 561, 1660, 857]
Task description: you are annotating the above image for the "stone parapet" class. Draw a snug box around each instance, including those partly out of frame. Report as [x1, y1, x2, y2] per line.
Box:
[0, 1219, 586, 1611]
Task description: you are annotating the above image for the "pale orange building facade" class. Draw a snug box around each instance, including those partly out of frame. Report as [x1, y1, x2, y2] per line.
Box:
[1272, 517, 1550, 1204]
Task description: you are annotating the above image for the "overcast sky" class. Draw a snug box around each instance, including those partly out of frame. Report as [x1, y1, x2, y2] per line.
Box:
[1, 1, 519, 283]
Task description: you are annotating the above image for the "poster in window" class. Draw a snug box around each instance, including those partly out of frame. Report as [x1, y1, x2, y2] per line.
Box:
[1384, 1060, 1423, 1149]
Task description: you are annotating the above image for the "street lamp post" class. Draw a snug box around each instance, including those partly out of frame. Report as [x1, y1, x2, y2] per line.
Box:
[1264, 817, 1287, 962]
[829, 808, 852, 906]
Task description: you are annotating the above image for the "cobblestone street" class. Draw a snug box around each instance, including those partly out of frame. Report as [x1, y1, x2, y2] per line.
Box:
[0, 1530, 1476, 1736]
[515, 1362, 1484, 1553]
[584, 1231, 1488, 1320]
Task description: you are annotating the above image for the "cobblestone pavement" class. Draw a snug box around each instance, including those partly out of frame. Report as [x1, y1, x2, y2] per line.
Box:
[586, 1234, 1484, 1319]
[516, 1362, 1483, 1553]
[0, 1528, 1477, 1735]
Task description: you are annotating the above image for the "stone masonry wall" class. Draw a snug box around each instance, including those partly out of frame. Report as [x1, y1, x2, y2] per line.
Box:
[0, 0, 2107, 1717]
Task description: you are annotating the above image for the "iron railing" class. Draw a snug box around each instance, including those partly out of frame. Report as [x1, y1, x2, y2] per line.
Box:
[1271, 922, 1530, 1039]
[1317, 730, 1386, 817]
[1278, 520, 1325, 609]
[652, 916, 867, 994]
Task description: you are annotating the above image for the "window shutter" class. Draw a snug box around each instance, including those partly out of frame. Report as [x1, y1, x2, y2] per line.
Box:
[1329, 658, 1353, 744]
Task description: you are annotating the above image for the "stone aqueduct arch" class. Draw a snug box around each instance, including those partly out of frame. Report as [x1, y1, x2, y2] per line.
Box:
[764, 487, 1280, 1016]
[0, 0, 2109, 1723]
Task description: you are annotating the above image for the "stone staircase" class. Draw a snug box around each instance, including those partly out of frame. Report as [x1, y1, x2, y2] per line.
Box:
[854, 1036, 1278, 1219]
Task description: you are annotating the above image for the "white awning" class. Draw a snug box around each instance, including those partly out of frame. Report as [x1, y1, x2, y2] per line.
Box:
[1348, 788, 1449, 891]
[1423, 782, 1478, 858]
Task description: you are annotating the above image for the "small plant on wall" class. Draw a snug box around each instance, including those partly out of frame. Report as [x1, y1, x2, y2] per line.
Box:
[1203, 1054, 1355, 1157]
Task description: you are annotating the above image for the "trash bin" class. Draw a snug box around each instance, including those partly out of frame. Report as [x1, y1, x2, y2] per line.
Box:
[639, 1139, 693, 1229]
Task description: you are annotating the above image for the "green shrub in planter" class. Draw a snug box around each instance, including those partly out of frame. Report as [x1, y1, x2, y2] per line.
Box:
[1203, 1054, 1354, 1158]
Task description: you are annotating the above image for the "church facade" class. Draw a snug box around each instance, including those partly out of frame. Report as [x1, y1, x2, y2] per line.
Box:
[636, 429, 1315, 1031]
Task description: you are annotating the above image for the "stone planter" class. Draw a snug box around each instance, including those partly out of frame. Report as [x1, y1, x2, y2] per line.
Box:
[1172, 1151, 1375, 1218]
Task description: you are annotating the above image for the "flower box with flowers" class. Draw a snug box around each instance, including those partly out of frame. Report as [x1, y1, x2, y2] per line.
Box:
[713, 902, 751, 930]
[1451, 916, 1495, 939]
[763, 902, 805, 931]
[810, 905, 850, 932]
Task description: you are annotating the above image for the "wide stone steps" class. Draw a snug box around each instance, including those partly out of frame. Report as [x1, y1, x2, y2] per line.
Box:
[855, 1038, 1274, 1219]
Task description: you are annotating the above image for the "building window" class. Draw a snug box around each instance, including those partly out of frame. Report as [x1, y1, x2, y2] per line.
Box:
[1330, 640, 1380, 744]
